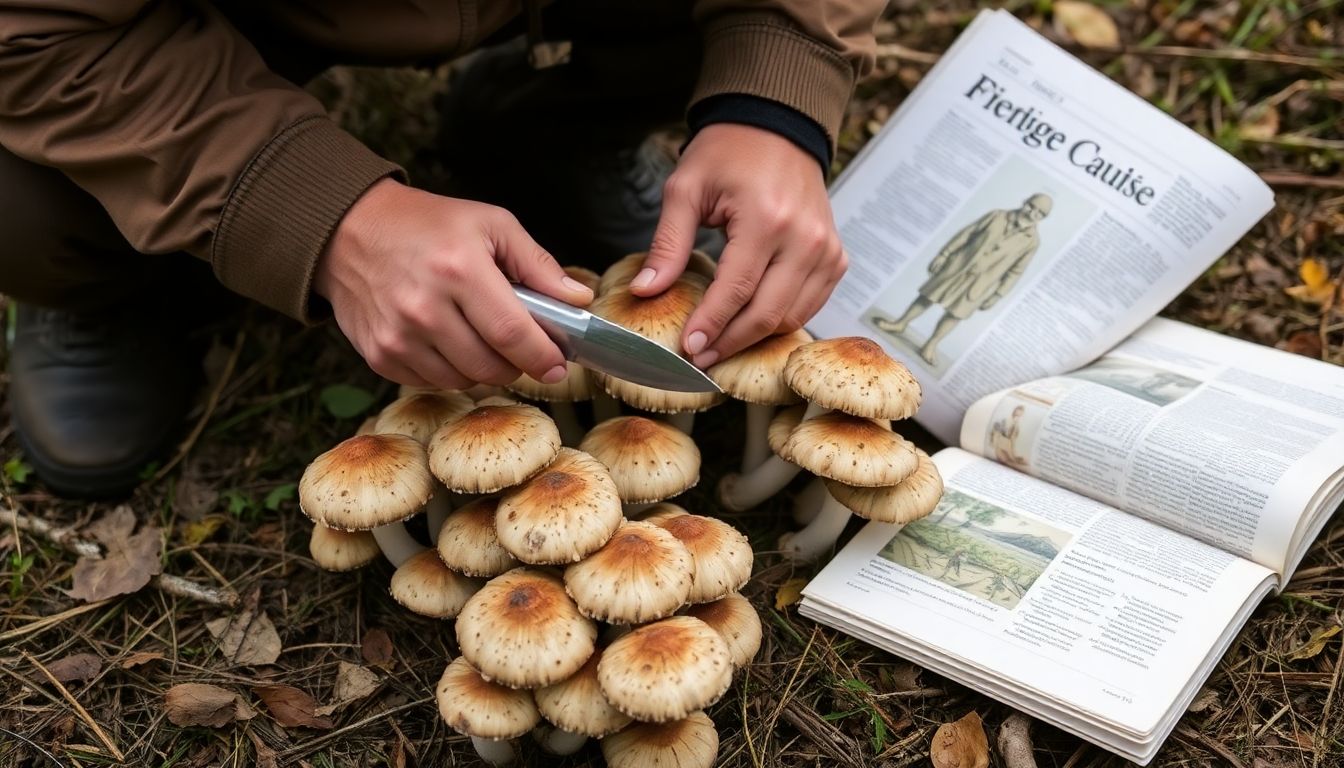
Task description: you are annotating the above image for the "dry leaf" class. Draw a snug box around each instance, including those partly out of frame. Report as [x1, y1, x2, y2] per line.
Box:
[930, 711, 990, 768]
[1281, 330, 1324, 359]
[253, 684, 335, 729]
[1053, 2, 1120, 48]
[249, 731, 280, 768]
[163, 683, 257, 727]
[122, 651, 165, 669]
[46, 653, 102, 684]
[1284, 258, 1336, 305]
[886, 662, 923, 691]
[315, 662, 380, 716]
[1287, 625, 1341, 661]
[1186, 687, 1221, 714]
[181, 516, 227, 547]
[1239, 106, 1280, 141]
[207, 612, 282, 667]
[361, 628, 395, 669]
[69, 505, 163, 602]
[774, 578, 809, 610]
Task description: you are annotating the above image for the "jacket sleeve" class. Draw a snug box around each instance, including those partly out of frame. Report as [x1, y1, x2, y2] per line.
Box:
[0, 2, 402, 322]
[690, 0, 885, 157]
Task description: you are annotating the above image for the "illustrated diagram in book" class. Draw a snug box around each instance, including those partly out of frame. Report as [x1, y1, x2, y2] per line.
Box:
[878, 490, 1071, 609]
[1065, 358, 1201, 406]
[986, 393, 1048, 470]
[871, 193, 1052, 367]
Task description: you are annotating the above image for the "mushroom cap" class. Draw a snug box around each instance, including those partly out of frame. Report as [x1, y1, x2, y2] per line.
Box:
[589, 278, 724, 414]
[597, 251, 716, 296]
[563, 520, 694, 623]
[824, 449, 944, 523]
[496, 448, 624, 564]
[578, 417, 700, 503]
[637, 502, 691, 525]
[436, 656, 541, 740]
[457, 568, 598, 689]
[600, 711, 719, 768]
[707, 328, 813, 405]
[428, 402, 561, 493]
[390, 549, 483, 619]
[651, 514, 754, 604]
[298, 433, 434, 531]
[507, 363, 594, 403]
[680, 594, 763, 669]
[597, 616, 732, 723]
[767, 404, 804, 456]
[779, 411, 919, 487]
[534, 648, 633, 738]
[308, 524, 380, 572]
[373, 391, 474, 445]
[784, 337, 922, 420]
[436, 497, 520, 578]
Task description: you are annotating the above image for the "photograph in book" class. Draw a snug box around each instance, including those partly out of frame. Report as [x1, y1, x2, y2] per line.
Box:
[1063, 358, 1202, 407]
[863, 154, 1095, 374]
[877, 488, 1071, 609]
[983, 390, 1051, 470]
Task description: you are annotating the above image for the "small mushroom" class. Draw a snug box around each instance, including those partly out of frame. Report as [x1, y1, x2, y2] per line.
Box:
[601, 711, 719, 768]
[706, 328, 811, 472]
[389, 549, 482, 619]
[495, 448, 623, 565]
[597, 616, 732, 723]
[436, 656, 540, 766]
[680, 593, 763, 670]
[784, 336, 922, 424]
[373, 391, 473, 542]
[651, 514, 753, 604]
[436, 497, 520, 578]
[579, 416, 699, 514]
[533, 646, 633, 755]
[307, 524, 380, 572]
[428, 402, 561, 494]
[563, 520, 694, 624]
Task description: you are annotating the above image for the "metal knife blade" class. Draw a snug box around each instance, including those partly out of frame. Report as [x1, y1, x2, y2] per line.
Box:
[512, 285, 722, 394]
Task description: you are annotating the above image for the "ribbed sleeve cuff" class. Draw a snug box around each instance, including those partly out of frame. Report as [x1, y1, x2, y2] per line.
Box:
[212, 117, 405, 323]
[692, 13, 855, 158]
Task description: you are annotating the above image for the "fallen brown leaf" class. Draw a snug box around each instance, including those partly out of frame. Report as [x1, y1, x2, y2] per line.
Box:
[1239, 106, 1281, 142]
[775, 577, 809, 610]
[249, 730, 280, 768]
[163, 683, 257, 727]
[206, 611, 282, 667]
[361, 628, 395, 669]
[931, 711, 990, 768]
[1287, 624, 1341, 662]
[253, 684, 335, 729]
[315, 662, 380, 716]
[181, 516, 228, 547]
[1053, 2, 1120, 48]
[1281, 330, 1323, 359]
[121, 651, 165, 669]
[69, 505, 163, 603]
[46, 652, 102, 684]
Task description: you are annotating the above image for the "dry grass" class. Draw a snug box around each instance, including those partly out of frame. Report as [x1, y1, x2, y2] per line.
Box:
[3, 2, 1343, 766]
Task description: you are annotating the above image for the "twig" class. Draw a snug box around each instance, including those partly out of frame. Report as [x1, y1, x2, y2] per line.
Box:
[780, 702, 864, 768]
[152, 327, 245, 483]
[1175, 724, 1247, 768]
[0, 599, 113, 643]
[23, 650, 125, 762]
[1259, 171, 1344, 189]
[153, 574, 238, 607]
[277, 697, 433, 760]
[1312, 630, 1344, 768]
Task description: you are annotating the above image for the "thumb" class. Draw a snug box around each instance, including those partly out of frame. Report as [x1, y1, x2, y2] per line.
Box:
[632, 178, 702, 296]
[492, 213, 594, 307]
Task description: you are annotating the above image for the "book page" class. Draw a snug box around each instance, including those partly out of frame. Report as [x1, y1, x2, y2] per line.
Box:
[961, 318, 1344, 578]
[807, 10, 1274, 443]
[802, 449, 1274, 740]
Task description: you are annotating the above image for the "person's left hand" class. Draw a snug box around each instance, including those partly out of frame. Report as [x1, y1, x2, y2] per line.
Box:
[629, 123, 846, 369]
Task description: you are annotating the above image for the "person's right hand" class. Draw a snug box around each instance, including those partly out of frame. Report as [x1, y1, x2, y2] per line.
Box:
[313, 179, 594, 390]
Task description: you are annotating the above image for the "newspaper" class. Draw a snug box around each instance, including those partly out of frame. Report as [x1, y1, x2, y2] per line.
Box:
[807, 9, 1274, 444]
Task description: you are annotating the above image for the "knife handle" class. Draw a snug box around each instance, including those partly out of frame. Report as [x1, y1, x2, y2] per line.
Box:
[511, 285, 587, 361]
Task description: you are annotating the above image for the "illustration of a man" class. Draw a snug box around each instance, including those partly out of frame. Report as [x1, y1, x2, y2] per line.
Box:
[875, 193, 1053, 365]
[990, 404, 1028, 468]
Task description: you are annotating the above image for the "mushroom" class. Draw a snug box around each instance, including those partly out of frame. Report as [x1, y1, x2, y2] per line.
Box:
[680, 594, 763, 670]
[456, 568, 597, 689]
[436, 497, 520, 578]
[706, 328, 811, 472]
[578, 416, 699, 514]
[784, 336, 922, 425]
[428, 401, 561, 494]
[373, 391, 474, 543]
[650, 514, 753, 605]
[601, 711, 719, 768]
[298, 433, 434, 567]
[436, 656, 540, 767]
[563, 520, 694, 624]
[637, 502, 693, 525]
[715, 406, 806, 512]
[821, 449, 944, 526]
[307, 524, 380, 572]
[597, 615, 732, 723]
[532, 646, 633, 755]
[495, 448, 624, 565]
[596, 250, 717, 297]
[389, 549, 482, 619]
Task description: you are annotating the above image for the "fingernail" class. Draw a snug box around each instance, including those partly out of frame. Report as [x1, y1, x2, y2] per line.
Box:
[694, 350, 719, 369]
[630, 268, 656, 291]
[685, 331, 708, 355]
[542, 365, 568, 384]
[561, 276, 591, 294]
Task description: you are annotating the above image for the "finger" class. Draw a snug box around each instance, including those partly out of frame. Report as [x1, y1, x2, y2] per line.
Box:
[405, 342, 474, 390]
[633, 173, 703, 296]
[364, 353, 434, 390]
[459, 261, 569, 384]
[680, 231, 771, 359]
[490, 211, 594, 307]
[431, 306, 524, 386]
[776, 246, 847, 334]
[695, 255, 806, 366]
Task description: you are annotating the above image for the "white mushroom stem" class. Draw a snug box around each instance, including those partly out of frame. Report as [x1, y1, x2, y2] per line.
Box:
[665, 411, 695, 435]
[792, 477, 828, 524]
[623, 502, 654, 516]
[778, 490, 855, 561]
[533, 724, 588, 756]
[592, 391, 622, 423]
[741, 403, 775, 472]
[549, 401, 585, 447]
[470, 736, 517, 766]
[425, 487, 452, 545]
[800, 401, 828, 423]
[372, 522, 425, 568]
[718, 456, 802, 511]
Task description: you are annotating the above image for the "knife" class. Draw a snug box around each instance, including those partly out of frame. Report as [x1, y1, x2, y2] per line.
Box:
[511, 285, 722, 394]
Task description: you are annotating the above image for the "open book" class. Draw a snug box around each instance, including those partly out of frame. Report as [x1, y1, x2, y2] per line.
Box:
[796, 10, 1338, 766]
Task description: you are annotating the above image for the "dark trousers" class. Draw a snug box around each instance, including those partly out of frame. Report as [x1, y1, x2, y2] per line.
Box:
[0, 1, 699, 314]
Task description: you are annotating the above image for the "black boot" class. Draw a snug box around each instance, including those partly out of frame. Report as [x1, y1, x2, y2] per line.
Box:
[8, 304, 200, 498]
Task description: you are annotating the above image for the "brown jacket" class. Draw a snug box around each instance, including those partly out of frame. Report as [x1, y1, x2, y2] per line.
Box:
[0, 1, 882, 322]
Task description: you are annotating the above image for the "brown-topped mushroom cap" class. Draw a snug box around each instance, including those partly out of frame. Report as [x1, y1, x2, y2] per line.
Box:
[637, 502, 691, 525]
[298, 433, 434, 531]
[597, 616, 732, 723]
[308, 524, 380, 572]
[784, 337, 921, 420]
[597, 251, 716, 296]
[495, 448, 624, 564]
[579, 416, 700, 503]
[707, 328, 813, 405]
[427, 402, 561, 493]
[824, 449, 944, 524]
[534, 648, 633, 738]
[652, 514, 754, 604]
[436, 656, 540, 740]
[563, 520, 694, 624]
[600, 711, 719, 768]
[373, 391, 473, 446]
[436, 497, 519, 578]
[680, 593, 763, 669]
[390, 549, 482, 619]
[779, 411, 919, 487]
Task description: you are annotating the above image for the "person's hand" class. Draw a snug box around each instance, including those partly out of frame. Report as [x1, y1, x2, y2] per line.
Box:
[313, 179, 594, 389]
[630, 123, 846, 368]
